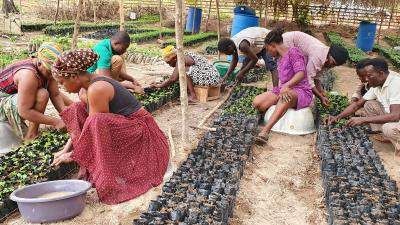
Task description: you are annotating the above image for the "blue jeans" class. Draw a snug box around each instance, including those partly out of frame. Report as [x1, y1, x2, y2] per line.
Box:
[242, 48, 277, 72]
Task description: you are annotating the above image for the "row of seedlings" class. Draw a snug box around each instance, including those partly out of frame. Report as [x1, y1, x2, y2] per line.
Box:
[316, 73, 400, 224]
[83, 28, 156, 40]
[135, 83, 180, 112]
[384, 35, 400, 47]
[133, 85, 264, 224]
[161, 33, 218, 48]
[373, 45, 400, 70]
[0, 131, 73, 222]
[324, 32, 367, 64]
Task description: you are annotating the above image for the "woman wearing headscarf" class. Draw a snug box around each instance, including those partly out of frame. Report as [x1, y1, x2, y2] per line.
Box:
[51, 49, 169, 204]
[0, 42, 70, 140]
[150, 45, 220, 102]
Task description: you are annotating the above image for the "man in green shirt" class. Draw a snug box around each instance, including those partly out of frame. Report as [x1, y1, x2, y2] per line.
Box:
[88, 31, 143, 93]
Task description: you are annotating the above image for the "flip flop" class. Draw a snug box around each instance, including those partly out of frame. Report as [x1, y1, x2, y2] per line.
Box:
[255, 133, 269, 145]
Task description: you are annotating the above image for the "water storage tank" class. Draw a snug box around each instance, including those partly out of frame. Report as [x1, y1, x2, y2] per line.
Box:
[233, 5, 256, 16]
[356, 21, 377, 52]
[185, 7, 202, 34]
[231, 14, 259, 37]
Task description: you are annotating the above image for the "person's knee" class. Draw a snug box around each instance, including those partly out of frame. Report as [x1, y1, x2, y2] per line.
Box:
[363, 100, 379, 112]
[382, 123, 397, 139]
[36, 89, 49, 103]
[112, 55, 124, 64]
[253, 96, 263, 108]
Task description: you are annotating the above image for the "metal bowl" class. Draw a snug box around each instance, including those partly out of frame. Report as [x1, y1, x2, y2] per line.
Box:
[10, 179, 91, 223]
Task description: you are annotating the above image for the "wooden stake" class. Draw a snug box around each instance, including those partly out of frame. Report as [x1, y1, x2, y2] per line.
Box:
[93, 0, 97, 22]
[71, 0, 83, 50]
[119, 0, 125, 31]
[264, 0, 268, 27]
[168, 127, 175, 158]
[216, 0, 221, 60]
[158, 0, 163, 38]
[54, 0, 60, 24]
[175, 0, 189, 150]
[205, 0, 212, 32]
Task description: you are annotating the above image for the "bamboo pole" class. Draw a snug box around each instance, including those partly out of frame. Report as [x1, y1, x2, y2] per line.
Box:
[119, 0, 125, 31]
[216, 0, 221, 60]
[54, 0, 60, 24]
[71, 0, 83, 50]
[159, 0, 163, 38]
[175, 0, 189, 149]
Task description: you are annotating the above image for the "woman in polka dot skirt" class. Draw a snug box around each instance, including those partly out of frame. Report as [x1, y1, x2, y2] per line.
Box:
[51, 49, 169, 204]
[150, 45, 221, 103]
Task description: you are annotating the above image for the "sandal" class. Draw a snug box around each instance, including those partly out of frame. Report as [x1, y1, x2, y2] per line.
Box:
[255, 133, 269, 145]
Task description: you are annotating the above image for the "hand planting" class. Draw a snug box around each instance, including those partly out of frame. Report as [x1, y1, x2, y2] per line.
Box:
[316, 92, 349, 128]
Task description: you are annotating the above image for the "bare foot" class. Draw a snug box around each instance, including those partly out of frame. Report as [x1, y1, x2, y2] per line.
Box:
[188, 96, 198, 104]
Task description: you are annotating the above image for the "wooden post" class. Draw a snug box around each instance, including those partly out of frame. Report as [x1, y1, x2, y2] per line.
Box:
[216, 0, 221, 60]
[388, 5, 395, 29]
[205, 0, 213, 32]
[159, 0, 162, 38]
[54, 0, 60, 24]
[192, 0, 198, 34]
[93, 0, 97, 22]
[119, 0, 125, 31]
[377, 9, 385, 45]
[71, 0, 83, 50]
[175, 0, 189, 149]
[264, 0, 268, 27]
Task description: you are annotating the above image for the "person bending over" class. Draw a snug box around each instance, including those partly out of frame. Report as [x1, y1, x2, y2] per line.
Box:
[327, 58, 400, 152]
[253, 28, 313, 143]
[51, 49, 169, 204]
[218, 27, 278, 86]
[150, 45, 220, 102]
[0, 43, 70, 140]
[87, 31, 143, 94]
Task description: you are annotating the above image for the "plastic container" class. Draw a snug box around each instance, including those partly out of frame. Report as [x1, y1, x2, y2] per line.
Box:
[233, 5, 256, 16]
[10, 180, 91, 223]
[264, 105, 316, 135]
[231, 14, 259, 37]
[213, 61, 240, 79]
[356, 21, 377, 52]
[185, 7, 202, 34]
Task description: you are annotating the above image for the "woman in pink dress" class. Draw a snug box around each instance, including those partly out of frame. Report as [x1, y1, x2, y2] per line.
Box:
[253, 28, 313, 143]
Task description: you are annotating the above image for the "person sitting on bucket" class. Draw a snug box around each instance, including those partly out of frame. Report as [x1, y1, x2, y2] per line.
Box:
[87, 31, 144, 94]
[150, 45, 220, 103]
[326, 58, 400, 153]
[253, 28, 313, 143]
[0, 43, 72, 140]
[217, 27, 278, 86]
[51, 49, 169, 204]
[282, 31, 349, 107]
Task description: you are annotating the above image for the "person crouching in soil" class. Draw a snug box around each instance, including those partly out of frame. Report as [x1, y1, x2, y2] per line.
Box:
[253, 28, 313, 143]
[150, 45, 220, 103]
[51, 49, 169, 204]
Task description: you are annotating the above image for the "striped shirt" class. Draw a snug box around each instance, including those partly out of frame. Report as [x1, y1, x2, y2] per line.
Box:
[0, 59, 47, 94]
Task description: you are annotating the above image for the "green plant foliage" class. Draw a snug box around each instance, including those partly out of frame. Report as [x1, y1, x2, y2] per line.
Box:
[204, 41, 218, 55]
[325, 32, 367, 64]
[130, 29, 175, 43]
[21, 21, 74, 32]
[30, 35, 97, 51]
[384, 35, 400, 47]
[162, 32, 218, 47]
[134, 83, 180, 112]
[0, 131, 69, 200]
[43, 15, 160, 36]
[0, 50, 29, 69]
[316, 92, 349, 127]
[222, 86, 264, 116]
[127, 44, 162, 58]
[374, 45, 400, 69]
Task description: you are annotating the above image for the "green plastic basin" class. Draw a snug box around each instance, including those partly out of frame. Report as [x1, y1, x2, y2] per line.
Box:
[213, 60, 240, 80]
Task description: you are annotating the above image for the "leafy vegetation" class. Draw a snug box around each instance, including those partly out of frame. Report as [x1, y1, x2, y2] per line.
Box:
[21, 21, 74, 32]
[316, 92, 349, 127]
[204, 40, 218, 55]
[43, 15, 160, 36]
[384, 35, 400, 47]
[127, 44, 162, 58]
[30, 35, 97, 51]
[162, 32, 218, 47]
[0, 50, 29, 69]
[130, 29, 175, 43]
[223, 86, 264, 116]
[134, 83, 180, 112]
[374, 45, 400, 69]
[0, 131, 69, 201]
[325, 32, 367, 64]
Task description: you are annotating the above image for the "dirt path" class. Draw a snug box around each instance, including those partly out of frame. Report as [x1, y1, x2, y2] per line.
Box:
[231, 133, 326, 225]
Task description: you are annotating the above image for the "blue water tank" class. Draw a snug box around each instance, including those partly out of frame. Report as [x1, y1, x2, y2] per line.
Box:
[233, 5, 256, 16]
[231, 14, 259, 37]
[356, 21, 377, 52]
[185, 7, 202, 34]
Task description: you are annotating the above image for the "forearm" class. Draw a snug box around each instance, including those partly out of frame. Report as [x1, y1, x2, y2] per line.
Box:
[237, 60, 256, 78]
[224, 60, 238, 80]
[160, 76, 177, 88]
[364, 113, 400, 124]
[120, 72, 135, 83]
[337, 103, 362, 119]
[284, 72, 304, 88]
[19, 109, 58, 126]
[50, 95, 66, 113]
[312, 87, 324, 100]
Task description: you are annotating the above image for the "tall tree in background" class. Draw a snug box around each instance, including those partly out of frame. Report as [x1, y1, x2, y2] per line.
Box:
[175, 0, 189, 149]
[119, 0, 125, 31]
[2, 0, 19, 17]
[71, 0, 83, 49]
